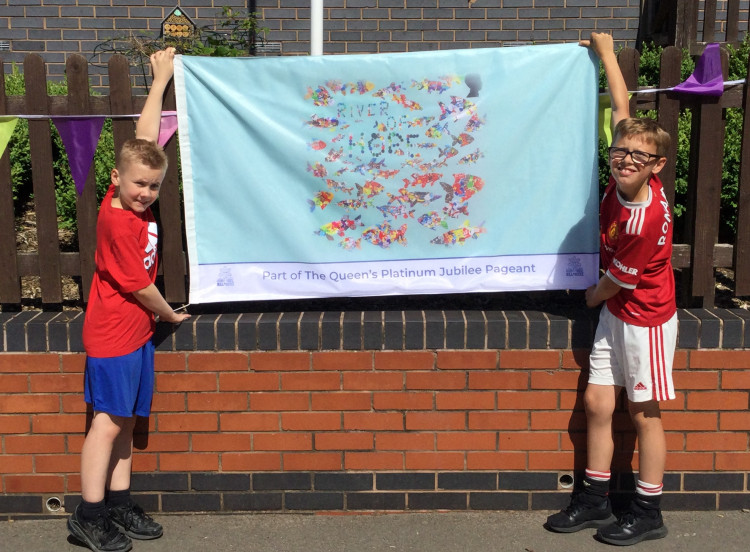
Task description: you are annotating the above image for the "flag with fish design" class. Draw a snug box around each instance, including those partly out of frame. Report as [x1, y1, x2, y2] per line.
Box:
[174, 44, 600, 302]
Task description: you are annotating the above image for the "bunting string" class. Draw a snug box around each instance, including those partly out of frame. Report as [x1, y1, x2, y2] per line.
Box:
[0, 43, 738, 195]
[0, 110, 177, 120]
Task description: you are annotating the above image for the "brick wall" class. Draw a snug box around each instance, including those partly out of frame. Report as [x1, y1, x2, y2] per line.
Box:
[1, 308, 749, 517]
[2, 0, 646, 91]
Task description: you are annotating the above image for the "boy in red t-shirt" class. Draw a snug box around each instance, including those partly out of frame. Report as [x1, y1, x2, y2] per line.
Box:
[68, 48, 190, 552]
[546, 33, 676, 546]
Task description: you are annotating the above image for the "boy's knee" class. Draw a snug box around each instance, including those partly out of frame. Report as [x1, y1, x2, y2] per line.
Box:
[584, 385, 615, 418]
[90, 412, 134, 439]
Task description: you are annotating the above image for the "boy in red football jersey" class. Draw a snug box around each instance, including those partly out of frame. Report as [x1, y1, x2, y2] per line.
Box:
[546, 33, 675, 546]
[67, 48, 190, 552]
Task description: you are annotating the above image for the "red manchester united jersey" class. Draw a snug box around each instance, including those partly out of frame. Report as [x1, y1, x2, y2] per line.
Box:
[600, 174, 676, 326]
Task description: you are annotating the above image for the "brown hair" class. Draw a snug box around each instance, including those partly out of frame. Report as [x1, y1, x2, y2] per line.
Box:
[612, 117, 671, 157]
[117, 138, 168, 173]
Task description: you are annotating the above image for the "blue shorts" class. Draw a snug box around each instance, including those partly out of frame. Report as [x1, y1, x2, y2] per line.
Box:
[84, 340, 155, 418]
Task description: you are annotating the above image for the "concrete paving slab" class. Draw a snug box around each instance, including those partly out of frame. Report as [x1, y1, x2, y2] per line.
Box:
[1, 510, 748, 552]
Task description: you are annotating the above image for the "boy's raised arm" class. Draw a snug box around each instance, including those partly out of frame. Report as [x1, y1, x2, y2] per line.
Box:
[580, 32, 630, 129]
[136, 47, 176, 143]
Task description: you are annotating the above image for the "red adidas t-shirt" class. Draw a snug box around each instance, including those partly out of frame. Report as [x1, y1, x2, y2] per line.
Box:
[82, 184, 158, 357]
[600, 174, 676, 326]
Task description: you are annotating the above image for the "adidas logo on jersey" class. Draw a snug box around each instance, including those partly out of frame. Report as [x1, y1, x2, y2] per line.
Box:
[634, 382, 648, 391]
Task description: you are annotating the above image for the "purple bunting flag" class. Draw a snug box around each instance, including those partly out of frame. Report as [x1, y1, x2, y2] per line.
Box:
[158, 114, 178, 147]
[672, 43, 724, 97]
[52, 117, 105, 195]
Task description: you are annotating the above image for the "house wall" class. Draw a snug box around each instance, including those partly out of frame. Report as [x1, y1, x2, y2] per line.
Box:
[1, 307, 749, 517]
[2, 1, 648, 91]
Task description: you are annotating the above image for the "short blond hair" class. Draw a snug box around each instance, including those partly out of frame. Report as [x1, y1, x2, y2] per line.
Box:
[612, 118, 671, 157]
[117, 139, 168, 173]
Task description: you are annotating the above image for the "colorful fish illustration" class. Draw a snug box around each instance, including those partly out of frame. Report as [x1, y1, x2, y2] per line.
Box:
[337, 198, 371, 210]
[438, 96, 475, 121]
[443, 202, 470, 218]
[306, 162, 327, 178]
[452, 133, 474, 147]
[388, 187, 441, 207]
[418, 211, 449, 230]
[339, 237, 362, 250]
[308, 140, 327, 151]
[376, 169, 400, 179]
[458, 149, 484, 165]
[307, 115, 339, 128]
[377, 203, 415, 219]
[362, 222, 408, 248]
[441, 173, 484, 203]
[465, 113, 485, 132]
[430, 220, 486, 246]
[438, 146, 459, 160]
[356, 180, 385, 199]
[325, 147, 344, 162]
[373, 83, 404, 98]
[307, 191, 334, 211]
[325, 80, 346, 94]
[403, 172, 442, 188]
[316, 215, 363, 239]
[325, 179, 354, 194]
[407, 116, 435, 128]
[426, 122, 450, 139]
[411, 77, 455, 94]
[392, 94, 422, 111]
[305, 85, 332, 106]
[350, 81, 374, 94]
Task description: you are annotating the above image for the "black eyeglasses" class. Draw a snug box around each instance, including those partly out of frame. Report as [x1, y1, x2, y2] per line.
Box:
[608, 147, 663, 165]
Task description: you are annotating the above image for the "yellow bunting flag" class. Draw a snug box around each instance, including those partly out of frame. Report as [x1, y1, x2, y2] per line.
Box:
[0, 116, 19, 158]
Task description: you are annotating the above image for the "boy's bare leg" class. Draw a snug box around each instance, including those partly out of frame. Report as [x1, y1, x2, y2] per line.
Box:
[584, 383, 618, 471]
[546, 383, 618, 532]
[597, 400, 668, 545]
[629, 400, 666, 485]
[70, 412, 133, 551]
[80, 412, 129, 503]
[107, 416, 136, 492]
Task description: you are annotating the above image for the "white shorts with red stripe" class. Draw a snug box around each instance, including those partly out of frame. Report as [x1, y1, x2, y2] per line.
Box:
[588, 305, 677, 402]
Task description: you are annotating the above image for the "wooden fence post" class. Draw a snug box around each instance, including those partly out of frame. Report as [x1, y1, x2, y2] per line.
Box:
[657, 46, 683, 210]
[683, 49, 729, 307]
[0, 57, 21, 305]
[108, 55, 135, 163]
[25, 54, 62, 306]
[159, 82, 187, 304]
[734, 52, 750, 296]
[618, 47, 640, 117]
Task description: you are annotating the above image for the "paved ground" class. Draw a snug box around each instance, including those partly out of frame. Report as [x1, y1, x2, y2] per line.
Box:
[1, 510, 749, 551]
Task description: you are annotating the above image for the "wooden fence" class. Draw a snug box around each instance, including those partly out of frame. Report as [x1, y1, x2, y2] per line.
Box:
[673, 0, 748, 52]
[1, 50, 749, 310]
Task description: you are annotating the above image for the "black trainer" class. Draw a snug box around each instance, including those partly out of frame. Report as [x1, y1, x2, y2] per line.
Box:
[596, 501, 668, 546]
[67, 503, 133, 552]
[108, 500, 164, 540]
[546, 492, 617, 533]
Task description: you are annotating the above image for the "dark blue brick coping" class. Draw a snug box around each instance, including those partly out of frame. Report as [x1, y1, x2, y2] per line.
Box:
[1, 308, 749, 352]
[1, 471, 748, 518]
